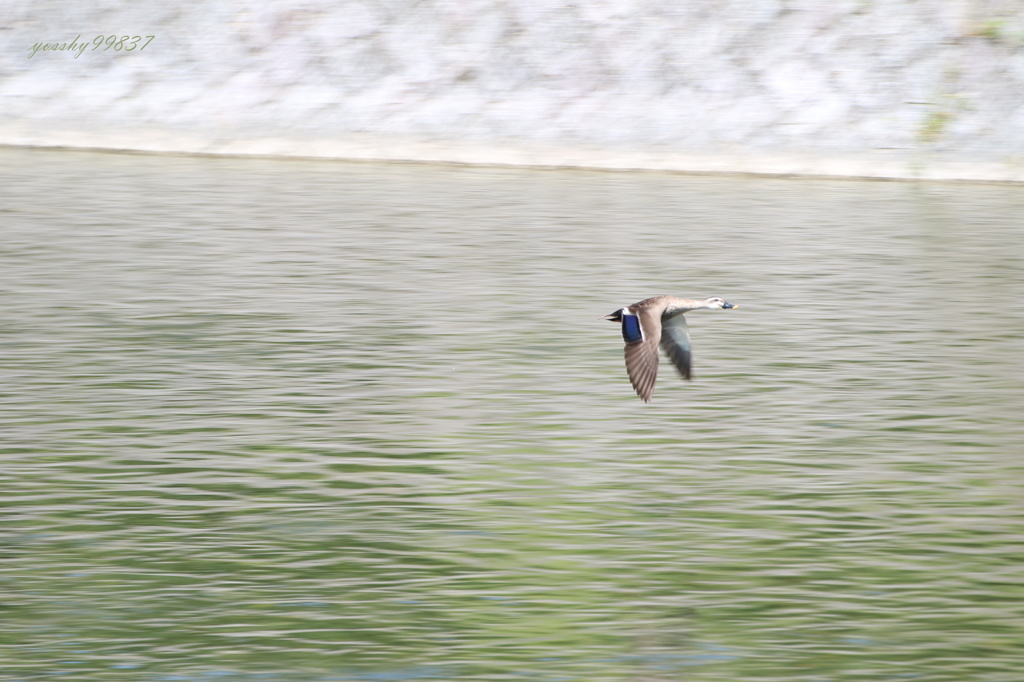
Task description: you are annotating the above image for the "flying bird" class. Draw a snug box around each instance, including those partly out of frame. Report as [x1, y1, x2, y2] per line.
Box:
[603, 296, 737, 402]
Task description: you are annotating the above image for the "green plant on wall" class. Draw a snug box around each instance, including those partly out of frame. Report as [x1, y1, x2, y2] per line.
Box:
[918, 108, 952, 143]
[974, 19, 1005, 42]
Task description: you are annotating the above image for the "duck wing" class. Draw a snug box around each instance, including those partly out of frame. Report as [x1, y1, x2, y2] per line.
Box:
[660, 313, 692, 380]
[623, 306, 664, 402]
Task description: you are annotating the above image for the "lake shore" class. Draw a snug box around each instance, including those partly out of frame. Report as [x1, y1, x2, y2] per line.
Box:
[5, 131, 1024, 184]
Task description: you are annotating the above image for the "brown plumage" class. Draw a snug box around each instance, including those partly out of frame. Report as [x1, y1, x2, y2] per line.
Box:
[603, 295, 737, 402]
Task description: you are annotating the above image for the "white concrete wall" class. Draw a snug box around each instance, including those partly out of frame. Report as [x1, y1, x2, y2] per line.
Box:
[3, 0, 1024, 180]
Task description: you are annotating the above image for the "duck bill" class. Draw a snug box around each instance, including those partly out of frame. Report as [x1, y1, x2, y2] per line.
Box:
[722, 302, 737, 309]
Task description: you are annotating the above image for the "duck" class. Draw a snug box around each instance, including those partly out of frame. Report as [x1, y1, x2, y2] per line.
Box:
[603, 296, 737, 402]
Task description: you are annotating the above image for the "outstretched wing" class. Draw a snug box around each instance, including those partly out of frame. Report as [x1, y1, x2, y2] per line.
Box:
[623, 307, 663, 402]
[660, 313, 692, 380]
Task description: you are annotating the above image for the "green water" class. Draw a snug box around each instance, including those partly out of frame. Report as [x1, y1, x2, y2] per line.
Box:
[2, 148, 1023, 681]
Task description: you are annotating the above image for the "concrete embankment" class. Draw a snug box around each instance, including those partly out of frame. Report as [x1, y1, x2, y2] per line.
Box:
[4, 1, 1024, 181]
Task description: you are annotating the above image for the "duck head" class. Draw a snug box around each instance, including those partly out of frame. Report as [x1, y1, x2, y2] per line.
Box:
[702, 297, 737, 309]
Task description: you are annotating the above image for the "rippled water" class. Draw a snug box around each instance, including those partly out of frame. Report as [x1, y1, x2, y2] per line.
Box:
[2, 147, 1023, 681]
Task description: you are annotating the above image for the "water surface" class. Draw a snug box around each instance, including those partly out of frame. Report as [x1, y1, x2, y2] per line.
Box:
[2, 148, 1023, 681]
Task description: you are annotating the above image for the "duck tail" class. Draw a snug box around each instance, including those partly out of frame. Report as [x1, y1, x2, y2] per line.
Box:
[601, 309, 624, 322]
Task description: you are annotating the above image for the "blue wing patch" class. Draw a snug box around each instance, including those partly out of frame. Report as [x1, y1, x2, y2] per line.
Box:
[621, 312, 644, 343]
